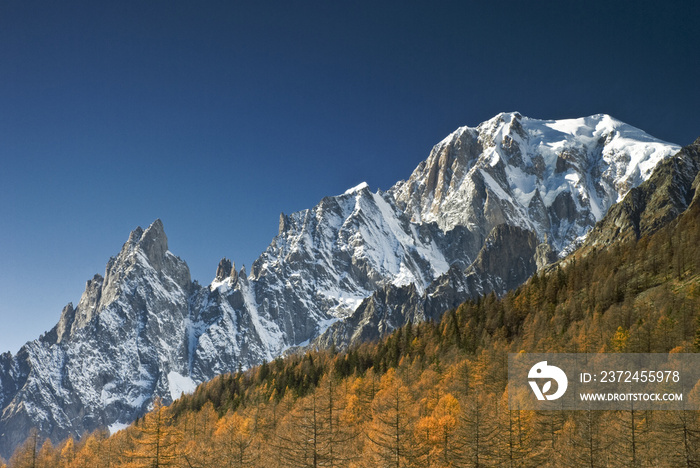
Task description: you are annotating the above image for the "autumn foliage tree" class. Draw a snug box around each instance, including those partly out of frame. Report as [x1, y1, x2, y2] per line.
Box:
[128, 398, 180, 467]
[364, 369, 417, 467]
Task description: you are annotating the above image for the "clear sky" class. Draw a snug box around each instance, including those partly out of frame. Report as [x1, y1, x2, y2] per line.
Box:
[1, 0, 698, 354]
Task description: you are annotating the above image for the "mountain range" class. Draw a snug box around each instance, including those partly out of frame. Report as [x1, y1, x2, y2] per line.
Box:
[0, 112, 684, 457]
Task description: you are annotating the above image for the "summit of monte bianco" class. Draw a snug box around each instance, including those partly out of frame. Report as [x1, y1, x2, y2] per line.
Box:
[0, 112, 683, 457]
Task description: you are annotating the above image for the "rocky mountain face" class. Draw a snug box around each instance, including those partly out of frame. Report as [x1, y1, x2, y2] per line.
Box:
[315, 112, 682, 349]
[580, 138, 700, 250]
[0, 113, 682, 457]
[392, 112, 679, 253]
[0, 221, 196, 454]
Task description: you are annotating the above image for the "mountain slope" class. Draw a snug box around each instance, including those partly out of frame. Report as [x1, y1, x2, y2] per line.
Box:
[581, 137, 700, 249]
[0, 113, 681, 457]
[32, 152, 700, 466]
[317, 137, 700, 350]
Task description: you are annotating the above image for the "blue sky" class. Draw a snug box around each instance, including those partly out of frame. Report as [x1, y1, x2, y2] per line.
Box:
[1, 0, 698, 354]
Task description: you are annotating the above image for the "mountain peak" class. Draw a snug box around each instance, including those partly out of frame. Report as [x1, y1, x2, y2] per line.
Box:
[343, 182, 369, 195]
[391, 112, 681, 253]
[215, 257, 238, 283]
[477, 110, 524, 133]
[141, 218, 168, 257]
[127, 219, 166, 246]
[215, 258, 232, 281]
[122, 219, 169, 270]
[493, 110, 523, 122]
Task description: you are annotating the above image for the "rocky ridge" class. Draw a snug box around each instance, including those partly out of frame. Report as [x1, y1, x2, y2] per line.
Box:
[581, 138, 700, 249]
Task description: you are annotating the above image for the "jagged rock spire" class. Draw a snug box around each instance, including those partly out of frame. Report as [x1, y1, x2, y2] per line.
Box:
[279, 212, 289, 234]
[121, 219, 169, 270]
[215, 258, 239, 283]
[216, 258, 232, 281]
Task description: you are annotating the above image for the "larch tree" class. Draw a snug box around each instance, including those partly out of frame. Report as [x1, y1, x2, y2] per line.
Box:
[180, 401, 217, 467]
[275, 391, 324, 467]
[364, 368, 417, 468]
[314, 373, 360, 467]
[35, 439, 57, 468]
[70, 430, 109, 468]
[529, 407, 566, 465]
[414, 393, 463, 467]
[563, 409, 611, 468]
[459, 391, 497, 467]
[657, 410, 700, 467]
[346, 368, 379, 429]
[610, 406, 652, 468]
[491, 391, 532, 468]
[128, 398, 181, 467]
[8, 429, 39, 468]
[214, 410, 257, 468]
[58, 437, 75, 468]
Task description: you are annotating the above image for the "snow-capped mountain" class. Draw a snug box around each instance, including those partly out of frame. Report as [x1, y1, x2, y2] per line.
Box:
[392, 112, 678, 254]
[0, 112, 682, 457]
[0, 221, 196, 452]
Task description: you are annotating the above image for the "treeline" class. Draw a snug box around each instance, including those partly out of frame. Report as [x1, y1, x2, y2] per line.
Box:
[4, 201, 700, 467]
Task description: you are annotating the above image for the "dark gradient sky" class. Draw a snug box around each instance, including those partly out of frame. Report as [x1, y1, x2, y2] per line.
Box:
[1, 1, 698, 353]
